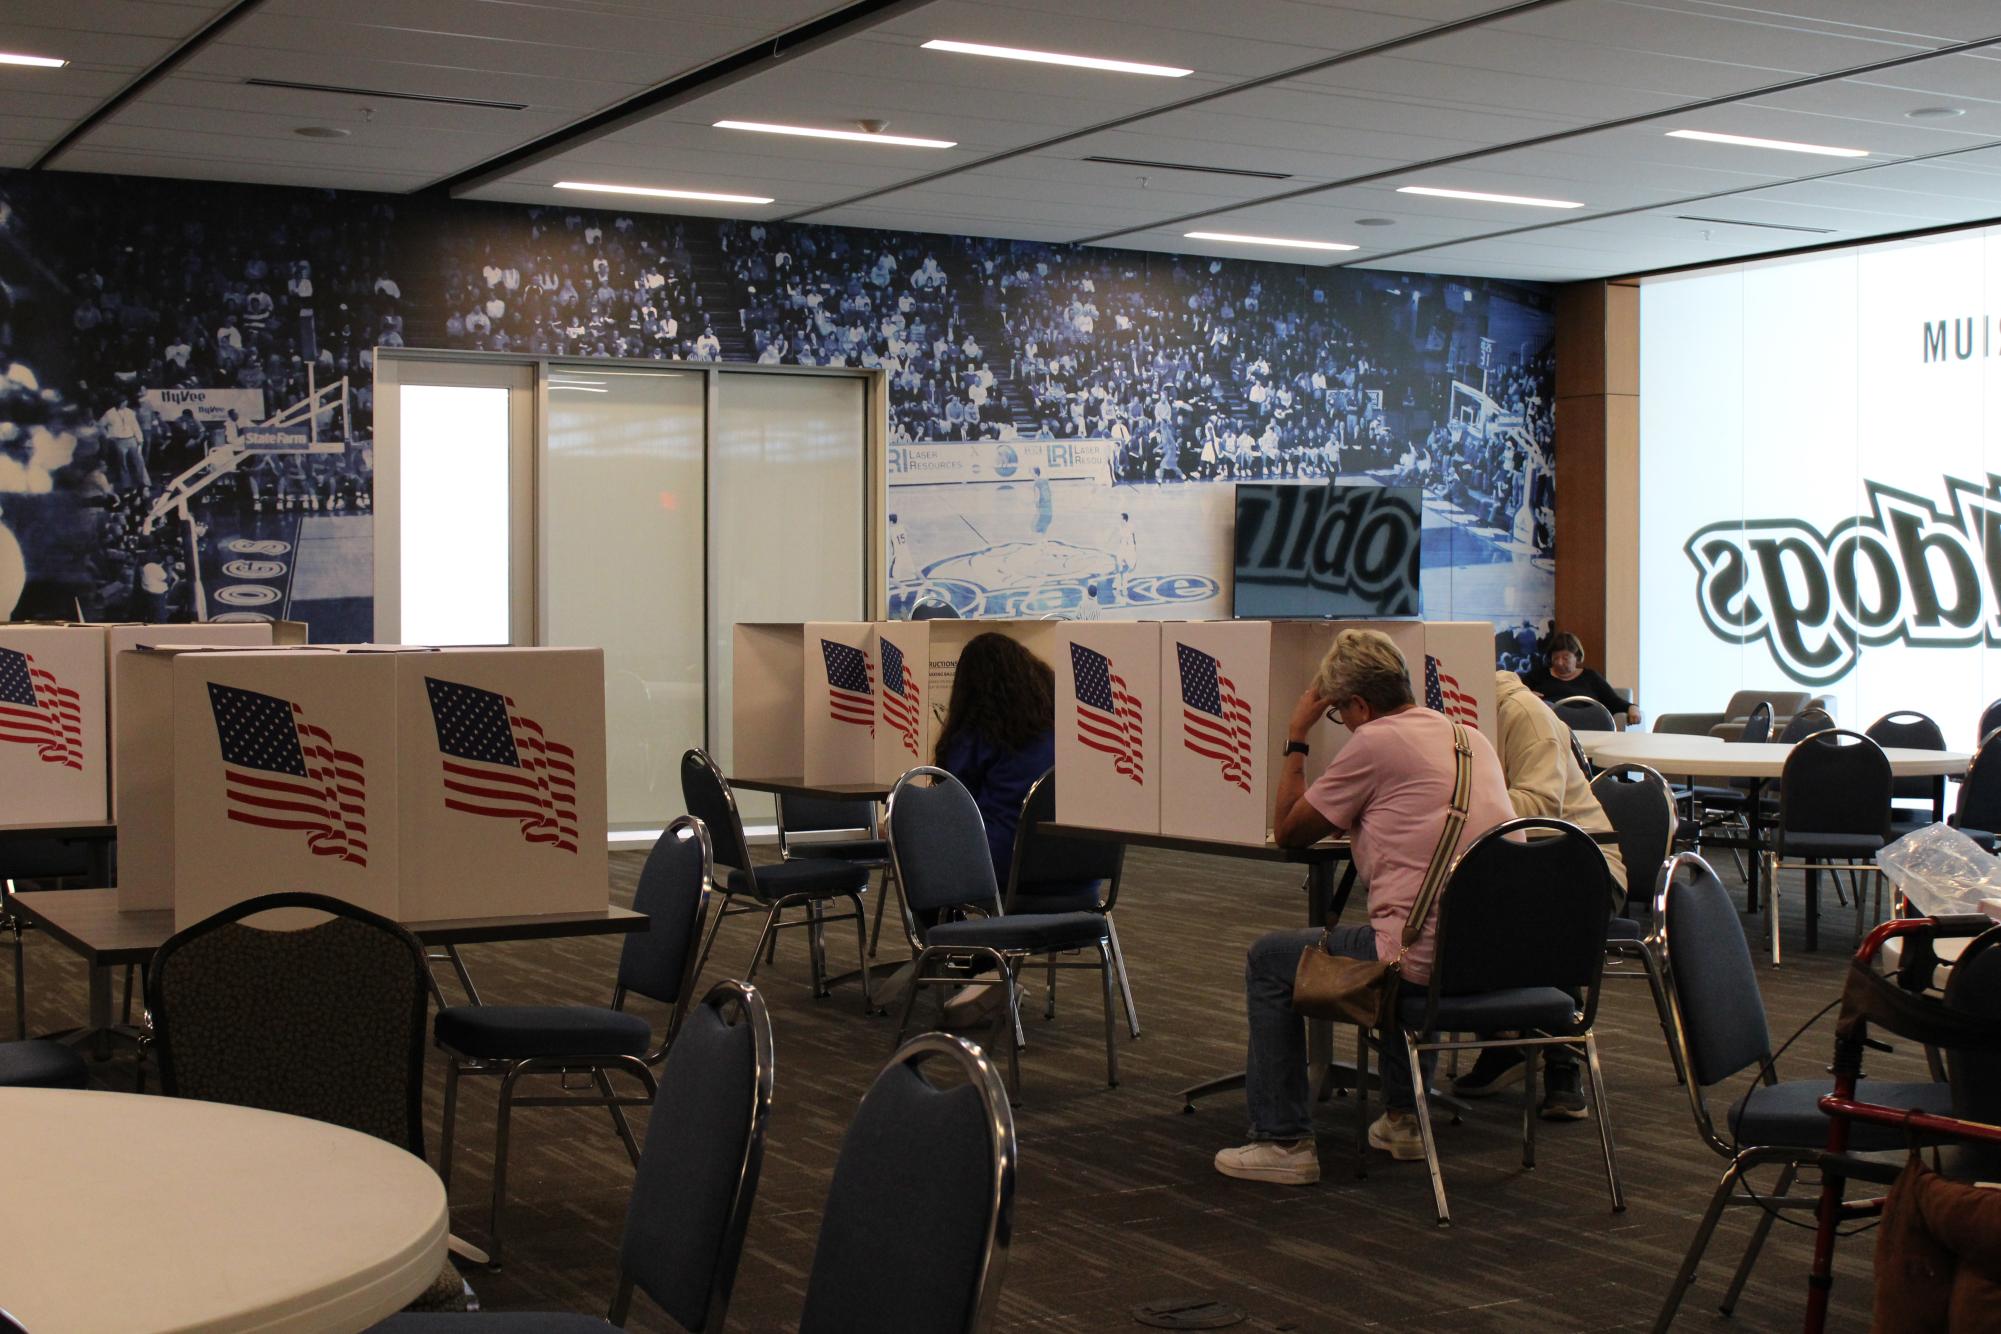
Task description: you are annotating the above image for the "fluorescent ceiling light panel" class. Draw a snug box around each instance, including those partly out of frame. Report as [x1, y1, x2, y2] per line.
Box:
[714, 120, 955, 148]
[1396, 185, 1584, 209]
[1185, 231, 1357, 252]
[0, 52, 66, 67]
[921, 39, 1191, 77]
[554, 181, 773, 204]
[1665, 129, 1868, 158]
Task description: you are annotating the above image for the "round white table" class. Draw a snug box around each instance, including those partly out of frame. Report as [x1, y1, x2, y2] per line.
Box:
[1572, 730, 1971, 781]
[0, 1088, 449, 1333]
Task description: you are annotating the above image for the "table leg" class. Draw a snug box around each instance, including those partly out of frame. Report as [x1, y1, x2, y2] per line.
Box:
[1305, 863, 1335, 1091]
[87, 964, 113, 1061]
[1745, 779, 1766, 915]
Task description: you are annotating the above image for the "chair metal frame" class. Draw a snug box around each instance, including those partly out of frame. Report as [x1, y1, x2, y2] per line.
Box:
[1357, 817, 1624, 1226]
[884, 767, 1118, 1101]
[1003, 768, 1139, 1038]
[1551, 694, 1620, 733]
[774, 790, 906, 964]
[608, 978, 776, 1333]
[435, 816, 714, 1269]
[1760, 729, 1892, 966]
[683, 749, 874, 1012]
[1590, 762, 1687, 1085]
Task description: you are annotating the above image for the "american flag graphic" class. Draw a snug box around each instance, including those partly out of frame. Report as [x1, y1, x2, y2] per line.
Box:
[822, 639, 875, 731]
[0, 648, 83, 770]
[208, 682, 367, 865]
[1071, 641, 1144, 784]
[879, 639, 921, 758]
[1425, 654, 1479, 728]
[1176, 642, 1252, 793]
[426, 676, 578, 854]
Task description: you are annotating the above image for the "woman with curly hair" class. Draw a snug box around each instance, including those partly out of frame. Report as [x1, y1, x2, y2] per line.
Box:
[933, 631, 1060, 882]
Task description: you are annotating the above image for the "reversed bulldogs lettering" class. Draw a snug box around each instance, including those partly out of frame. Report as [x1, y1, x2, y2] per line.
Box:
[1687, 475, 2001, 686]
[1233, 485, 1421, 614]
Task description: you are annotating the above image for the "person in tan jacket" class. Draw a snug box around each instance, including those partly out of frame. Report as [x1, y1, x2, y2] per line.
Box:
[1449, 671, 1626, 1119]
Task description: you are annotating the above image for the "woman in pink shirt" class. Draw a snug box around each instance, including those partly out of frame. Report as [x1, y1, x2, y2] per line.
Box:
[1216, 629, 1514, 1186]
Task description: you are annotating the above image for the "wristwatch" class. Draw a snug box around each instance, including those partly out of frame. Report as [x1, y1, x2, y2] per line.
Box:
[1284, 740, 1310, 757]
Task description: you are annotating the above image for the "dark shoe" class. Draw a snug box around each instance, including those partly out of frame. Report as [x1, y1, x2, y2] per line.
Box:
[1539, 1061, 1590, 1121]
[1452, 1047, 1525, 1099]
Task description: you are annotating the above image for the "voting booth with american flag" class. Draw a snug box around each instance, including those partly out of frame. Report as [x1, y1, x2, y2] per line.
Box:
[1052, 621, 1162, 835]
[0, 624, 104, 825]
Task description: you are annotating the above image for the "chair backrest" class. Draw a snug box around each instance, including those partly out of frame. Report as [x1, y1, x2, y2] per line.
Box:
[885, 768, 1003, 926]
[1943, 929, 2001, 1178]
[1737, 700, 1774, 744]
[1725, 690, 1810, 722]
[1588, 763, 1677, 916]
[776, 794, 876, 837]
[1979, 699, 2001, 747]
[1775, 728, 1892, 841]
[1777, 706, 1836, 745]
[1868, 711, 1947, 804]
[1958, 731, 2001, 834]
[614, 979, 774, 1334]
[1567, 729, 1594, 778]
[1661, 853, 1774, 1094]
[680, 748, 753, 876]
[911, 599, 961, 621]
[798, 1034, 1015, 1334]
[618, 817, 713, 1028]
[1004, 769, 1121, 911]
[1550, 695, 1618, 734]
[146, 892, 431, 1156]
[1421, 819, 1615, 1019]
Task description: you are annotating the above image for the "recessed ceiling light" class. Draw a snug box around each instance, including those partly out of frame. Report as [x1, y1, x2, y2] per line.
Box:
[293, 126, 350, 138]
[0, 52, 66, 68]
[1353, 217, 1396, 227]
[1396, 185, 1584, 209]
[1665, 129, 1868, 157]
[1184, 231, 1358, 252]
[713, 120, 955, 148]
[553, 181, 774, 205]
[1906, 106, 1965, 120]
[921, 39, 1191, 78]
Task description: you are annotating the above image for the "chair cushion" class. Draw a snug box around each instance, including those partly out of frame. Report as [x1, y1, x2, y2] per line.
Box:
[1010, 884, 1103, 915]
[434, 1005, 650, 1060]
[371, 1314, 607, 1332]
[1774, 830, 1885, 860]
[1729, 1078, 1951, 1151]
[789, 838, 888, 864]
[1399, 987, 1577, 1034]
[925, 912, 1107, 953]
[0, 1038, 88, 1089]
[1606, 916, 1645, 941]
[728, 857, 869, 901]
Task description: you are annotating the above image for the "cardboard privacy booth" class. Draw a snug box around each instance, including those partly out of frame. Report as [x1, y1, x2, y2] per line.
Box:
[885, 618, 1060, 782]
[397, 647, 608, 921]
[1420, 621, 1499, 744]
[117, 647, 402, 924]
[731, 623, 806, 780]
[1052, 621, 1162, 834]
[105, 622, 278, 816]
[873, 619, 932, 780]
[0, 623, 107, 824]
[803, 621, 880, 785]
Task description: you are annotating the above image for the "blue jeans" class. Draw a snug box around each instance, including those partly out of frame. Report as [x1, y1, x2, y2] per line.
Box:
[1243, 925, 1430, 1141]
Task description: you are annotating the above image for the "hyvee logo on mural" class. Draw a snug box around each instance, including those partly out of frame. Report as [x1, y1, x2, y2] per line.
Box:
[1686, 475, 2001, 685]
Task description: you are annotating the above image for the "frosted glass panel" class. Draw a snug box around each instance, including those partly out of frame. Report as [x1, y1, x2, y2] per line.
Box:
[399, 384, 511, 645]
[709, 373, 868, 786]
[544, 367, 706, 830]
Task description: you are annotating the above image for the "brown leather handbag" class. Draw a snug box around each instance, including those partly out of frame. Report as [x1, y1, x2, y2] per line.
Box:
[1292, 722, 1473, 1029]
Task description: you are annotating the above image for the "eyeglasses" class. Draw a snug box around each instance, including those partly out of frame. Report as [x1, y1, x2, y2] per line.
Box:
[1325, 696, 1362, 726]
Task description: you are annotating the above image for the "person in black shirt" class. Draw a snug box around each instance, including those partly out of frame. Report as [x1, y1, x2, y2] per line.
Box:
[1522, 630, 1639, 725]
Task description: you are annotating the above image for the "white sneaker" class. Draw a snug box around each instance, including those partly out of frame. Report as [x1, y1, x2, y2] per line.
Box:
[1214, 1138, 1321, 1185]
[1367, 1111, 1427, 1162]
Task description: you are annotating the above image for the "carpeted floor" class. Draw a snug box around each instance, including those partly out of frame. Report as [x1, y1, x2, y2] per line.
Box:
[38, 847, 1914, 1332]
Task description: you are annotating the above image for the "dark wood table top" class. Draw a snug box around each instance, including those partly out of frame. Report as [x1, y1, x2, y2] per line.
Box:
[8, 888, 646, 967]
[727, 775, 893, 802]
[1040, 822, 1353, 863]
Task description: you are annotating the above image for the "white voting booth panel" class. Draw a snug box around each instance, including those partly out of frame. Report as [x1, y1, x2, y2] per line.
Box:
[397, 648, 608, 921]
[731, 624, 805, 779]
[105, 623, 276, 817]
[803, 622, 878, 786]
[118, 648, 402, 925]
[905, 620, 1060, 777]
[1052, 622, 1162, 834]
[1420, 621, 1498, 745]
[0, 625, 108, 825]
[873, 620, 932, 781]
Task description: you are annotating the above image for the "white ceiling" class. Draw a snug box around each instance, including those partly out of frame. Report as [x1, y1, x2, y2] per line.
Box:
[10, 0, 2001, 280]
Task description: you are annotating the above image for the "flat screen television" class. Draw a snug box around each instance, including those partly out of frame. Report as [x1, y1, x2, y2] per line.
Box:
[1231, 483, 1422, 618]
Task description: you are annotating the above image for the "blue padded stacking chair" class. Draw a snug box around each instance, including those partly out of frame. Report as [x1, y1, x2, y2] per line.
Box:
[885, 767, 1117, 1101]
[1590, 762, 1686, 1084]
[1864, 710, 1948, 837]
[1551, 694, 1618, 734]
[1761, 729, 1892, 963]
[1003, 769, 1138, 1036]
[682, 749, 873, 1011]
[432, 816, 714, 1268]
[797, 1033, 1015, 1334]
[0, 1038, 87, 1090]
[1653, 852, 1950, 1329]
[375, 979, 776, 1334]
[1362, 818, 1623, 1226]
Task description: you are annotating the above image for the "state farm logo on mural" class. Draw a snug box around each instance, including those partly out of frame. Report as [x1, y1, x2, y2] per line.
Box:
[1686, 475, 2001, 686]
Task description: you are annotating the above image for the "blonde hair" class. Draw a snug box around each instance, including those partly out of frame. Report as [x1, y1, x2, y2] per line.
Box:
[1313, 628, 1414, 713]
